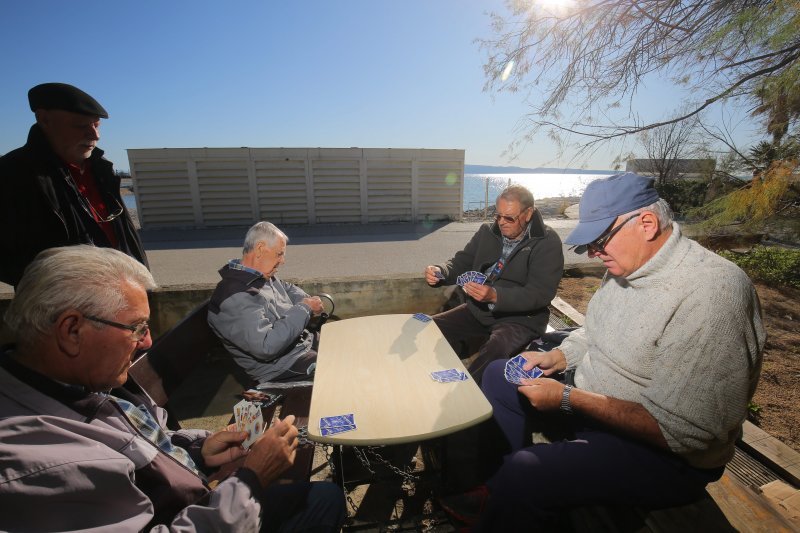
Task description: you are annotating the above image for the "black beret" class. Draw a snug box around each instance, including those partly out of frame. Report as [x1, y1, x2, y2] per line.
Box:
[28, 82, 109, 118]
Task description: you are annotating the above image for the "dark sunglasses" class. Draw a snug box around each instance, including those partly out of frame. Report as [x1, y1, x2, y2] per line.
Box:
[494, 207, 531, 224]
[572, 213, 639, 255]
[85, 314, 150, 341]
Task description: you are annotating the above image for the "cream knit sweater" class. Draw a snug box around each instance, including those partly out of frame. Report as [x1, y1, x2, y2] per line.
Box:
[560, 224, 765, 468]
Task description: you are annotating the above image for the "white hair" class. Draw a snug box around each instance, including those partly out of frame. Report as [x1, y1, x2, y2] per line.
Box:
[242, 221, 288, 254]
[628, 198, 674, 228]
[4, 245, 156, 343]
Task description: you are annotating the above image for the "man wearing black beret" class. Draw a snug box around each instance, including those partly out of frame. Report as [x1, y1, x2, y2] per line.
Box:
[0, 82, 148, 287]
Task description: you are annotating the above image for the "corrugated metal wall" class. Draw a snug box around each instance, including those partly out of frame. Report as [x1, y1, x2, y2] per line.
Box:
[127, 148, 464, 229]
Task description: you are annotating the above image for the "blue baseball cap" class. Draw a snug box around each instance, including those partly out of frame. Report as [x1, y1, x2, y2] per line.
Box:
[564, 172, 660, 248]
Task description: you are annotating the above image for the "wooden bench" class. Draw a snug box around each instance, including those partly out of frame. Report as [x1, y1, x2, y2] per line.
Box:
[128, 299, 316, 483]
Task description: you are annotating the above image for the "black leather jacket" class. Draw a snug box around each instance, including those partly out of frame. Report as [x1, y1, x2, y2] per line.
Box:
[0, 125, 148, 286]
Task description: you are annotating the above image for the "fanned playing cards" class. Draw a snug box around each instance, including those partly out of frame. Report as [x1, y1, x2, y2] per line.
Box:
[233, 399, 264, 449]
[456, 270, 487, 287]
[504, 354, 544, 385]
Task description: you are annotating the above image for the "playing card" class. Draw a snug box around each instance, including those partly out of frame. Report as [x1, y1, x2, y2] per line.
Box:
[233, 400, 265, 449]
[434, 271, 445, 279]
[320, 424, 357, 436]
[458, 271, 487, 286]
[472, 272, 487, 284]
[504, 354, 544, 385]
[431, 368, 468, 382]
[319, 414, 355, 428]
[412, 313, 432, 322]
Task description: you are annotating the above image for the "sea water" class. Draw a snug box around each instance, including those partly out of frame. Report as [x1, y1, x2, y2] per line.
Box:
[463, 173, 616, 211]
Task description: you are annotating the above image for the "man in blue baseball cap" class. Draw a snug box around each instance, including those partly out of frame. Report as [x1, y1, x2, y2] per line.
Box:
[0, 82, 148, 287]
[441, 172, 766, 530]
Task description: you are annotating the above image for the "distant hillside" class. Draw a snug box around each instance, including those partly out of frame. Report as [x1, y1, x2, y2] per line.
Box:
[465, 164, 618, 175]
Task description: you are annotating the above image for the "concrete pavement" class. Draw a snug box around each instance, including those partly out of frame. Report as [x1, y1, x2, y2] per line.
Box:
[0, 217, 598, 297]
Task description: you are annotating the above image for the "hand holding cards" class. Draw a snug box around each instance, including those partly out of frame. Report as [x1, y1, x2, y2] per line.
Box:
[504, 354, 544, 385]
[234, 399, 264, 449]
[457, 270, 487, 287]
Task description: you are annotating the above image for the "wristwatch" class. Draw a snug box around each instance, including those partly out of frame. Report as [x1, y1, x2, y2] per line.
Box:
[560, 385, 574, 414]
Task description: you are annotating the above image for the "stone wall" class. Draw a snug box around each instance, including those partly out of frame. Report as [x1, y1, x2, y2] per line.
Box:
[0, 276, 454, 345]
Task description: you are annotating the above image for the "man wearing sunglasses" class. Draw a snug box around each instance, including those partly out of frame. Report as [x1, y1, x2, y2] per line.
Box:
[424, 184, 564, 381]
[0, 82, 148, 287]
[0, 245, 345, 531]
[460, 173, 765, 530]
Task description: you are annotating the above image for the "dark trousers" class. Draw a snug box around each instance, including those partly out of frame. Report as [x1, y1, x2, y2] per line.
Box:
[260, 480, 346, 532]
[433, 304, 536, 382]
[476, 360, 724, 532]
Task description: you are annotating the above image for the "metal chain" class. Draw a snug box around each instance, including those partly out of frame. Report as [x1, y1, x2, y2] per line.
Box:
[323, 444, 361, 513]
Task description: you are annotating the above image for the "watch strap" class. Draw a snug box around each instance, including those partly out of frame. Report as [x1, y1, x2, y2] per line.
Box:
[561, 384, 573, 414]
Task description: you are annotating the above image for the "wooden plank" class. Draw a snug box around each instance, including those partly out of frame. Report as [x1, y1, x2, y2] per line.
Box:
[740, 421, 800, 486]
[706, 472, 797, 532]
[550, 295, 586, 326]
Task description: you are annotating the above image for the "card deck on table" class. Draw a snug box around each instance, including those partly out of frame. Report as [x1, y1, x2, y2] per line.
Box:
[412, 313, 432, 322]
[319, 414, 356, 436]
[430, 368, 468, 382]
[233, 399, 265, 449]
[457, 270, 488, 287]
[504, 354, 544, 385]
[320, 425, 356, 436]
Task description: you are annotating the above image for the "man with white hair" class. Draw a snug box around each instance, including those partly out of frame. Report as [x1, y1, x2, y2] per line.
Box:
[0, 245, 345, 531]
[441, 173, 765, 530]
[208, 221, 325, 384]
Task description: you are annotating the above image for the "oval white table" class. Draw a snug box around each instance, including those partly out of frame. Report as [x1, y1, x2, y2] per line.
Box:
[308, 313, 493, 445]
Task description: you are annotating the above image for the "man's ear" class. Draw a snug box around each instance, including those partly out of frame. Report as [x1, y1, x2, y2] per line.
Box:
[639, 211, 661, 242]
[55, 310, 83, 357]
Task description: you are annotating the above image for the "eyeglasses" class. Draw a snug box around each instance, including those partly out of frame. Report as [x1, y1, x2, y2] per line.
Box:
[85, 314, 150, 341]
[63, 173, 125, 223]
[573, 213, 640, 255]
[494, 207, 531, 224]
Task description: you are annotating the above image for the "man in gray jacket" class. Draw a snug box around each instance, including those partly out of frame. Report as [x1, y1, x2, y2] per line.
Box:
[0, 245, 345, 531]
[208, 221, 325, 384]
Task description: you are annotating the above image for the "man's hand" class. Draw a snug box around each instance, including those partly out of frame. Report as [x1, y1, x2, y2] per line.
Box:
[517, 377, 565, 411]
[302, 296, 324, 316]
[424, 265, 443, 286]
[201, 429, 249, 468]
[518, 349, 567, 377]
[463, 281, 496, 303]
[243, 415, 299, 488]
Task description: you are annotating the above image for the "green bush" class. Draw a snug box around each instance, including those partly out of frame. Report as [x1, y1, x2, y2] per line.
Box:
[717, 246, 800, 288]
[655, 181, 708, 217]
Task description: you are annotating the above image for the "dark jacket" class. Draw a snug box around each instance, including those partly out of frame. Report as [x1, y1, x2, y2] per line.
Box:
[0, 124, 148, 286]
[435, 209, 564, 335]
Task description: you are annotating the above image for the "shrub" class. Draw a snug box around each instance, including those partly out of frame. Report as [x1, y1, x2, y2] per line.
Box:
[655, 181, 708, 217]
[717, 246, 800, 288]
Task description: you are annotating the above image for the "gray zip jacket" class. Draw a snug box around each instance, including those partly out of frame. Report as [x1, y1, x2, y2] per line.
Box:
[207, 262, 313, 383]
[0, 360, 262, 532]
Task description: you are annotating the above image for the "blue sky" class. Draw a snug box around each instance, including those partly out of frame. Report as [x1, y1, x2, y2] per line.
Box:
[1, 1, 762, 172]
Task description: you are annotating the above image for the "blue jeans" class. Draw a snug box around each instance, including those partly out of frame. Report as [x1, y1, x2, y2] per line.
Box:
[476, 360, 724, 532]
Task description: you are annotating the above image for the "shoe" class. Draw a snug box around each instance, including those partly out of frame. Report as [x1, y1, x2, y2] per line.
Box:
[438, 484, 490, 527]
